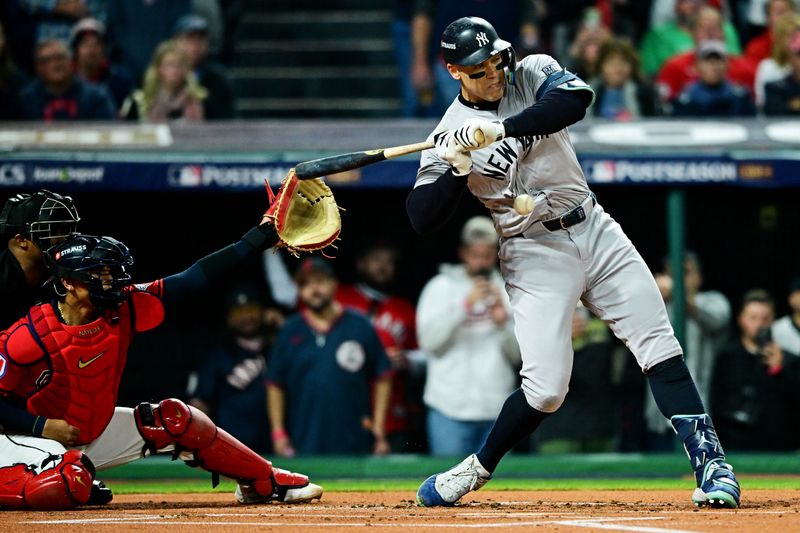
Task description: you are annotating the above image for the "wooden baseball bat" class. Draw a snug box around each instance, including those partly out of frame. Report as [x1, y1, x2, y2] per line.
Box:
[293, 130, 484, 180]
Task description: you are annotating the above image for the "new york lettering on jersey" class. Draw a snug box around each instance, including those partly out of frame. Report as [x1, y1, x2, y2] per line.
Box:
[417, 55, 591, 237]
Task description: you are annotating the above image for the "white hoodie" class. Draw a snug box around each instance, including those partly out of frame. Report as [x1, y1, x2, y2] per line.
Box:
[417, 264, 521, 421]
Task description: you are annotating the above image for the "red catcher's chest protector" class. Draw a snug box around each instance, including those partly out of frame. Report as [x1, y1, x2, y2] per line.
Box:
[23, 291, 164, 445]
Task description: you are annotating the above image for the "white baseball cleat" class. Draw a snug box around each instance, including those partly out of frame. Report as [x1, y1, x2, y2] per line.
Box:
[416, 454, 491, 507]
[235, 481, 323, 504]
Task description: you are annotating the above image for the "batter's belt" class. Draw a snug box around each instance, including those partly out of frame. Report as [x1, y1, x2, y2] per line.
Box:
[513, 192, 597, 239]
[541, 192, 597, 231]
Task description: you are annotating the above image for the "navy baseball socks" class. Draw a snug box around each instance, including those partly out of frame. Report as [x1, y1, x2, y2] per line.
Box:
[416, 388, 548, 506]
[648, 356, 740, 508]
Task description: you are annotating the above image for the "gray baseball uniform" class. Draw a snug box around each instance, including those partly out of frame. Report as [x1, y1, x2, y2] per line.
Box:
[415, 54, 682, 412]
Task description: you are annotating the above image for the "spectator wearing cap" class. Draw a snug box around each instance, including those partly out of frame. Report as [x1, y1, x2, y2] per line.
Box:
[106, 0, 191, 82]
[671, 39, 756, 116]
[266, 257, 393, 456]
[640, 0, 742, 78]
[771, 276, 800, 356]
[416, 216, 520, 456]
[70, 17, 134, 114]
[173, 13, 236, 119]
[188, 283, 282, 454]
[656, 5, 755, 101]
[19, 38, 115, 120]
[764, 31, 800, 114]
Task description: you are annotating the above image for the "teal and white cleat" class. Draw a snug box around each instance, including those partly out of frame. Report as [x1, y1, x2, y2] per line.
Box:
[691, 459, 740, 509]
[416, 454, 491, 507]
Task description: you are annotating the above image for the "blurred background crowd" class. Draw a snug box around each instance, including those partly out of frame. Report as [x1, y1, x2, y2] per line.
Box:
[1, 0, 800, 121]
[0, 0, 799, 458]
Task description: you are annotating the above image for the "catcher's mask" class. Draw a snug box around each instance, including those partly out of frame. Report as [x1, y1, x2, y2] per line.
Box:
[45, 234, 133, 311]
[0, 190, 80, 247]
[440, 16, 516, 85]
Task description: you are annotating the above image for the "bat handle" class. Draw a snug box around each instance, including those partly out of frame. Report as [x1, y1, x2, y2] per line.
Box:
[474, 129, 485, 145]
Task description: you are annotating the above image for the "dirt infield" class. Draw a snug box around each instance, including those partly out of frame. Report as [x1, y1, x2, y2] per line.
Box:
[4, 490, 799, 532]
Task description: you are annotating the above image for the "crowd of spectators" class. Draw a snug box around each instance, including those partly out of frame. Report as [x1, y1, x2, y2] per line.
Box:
[184, 212, 800, 456]
[2, 1, 800, 121]
[399, 0, 800, 118]
[0, 0, 236, 122]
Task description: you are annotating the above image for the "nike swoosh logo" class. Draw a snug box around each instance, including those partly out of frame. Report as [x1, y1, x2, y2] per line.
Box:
[78, 351, 107, 369]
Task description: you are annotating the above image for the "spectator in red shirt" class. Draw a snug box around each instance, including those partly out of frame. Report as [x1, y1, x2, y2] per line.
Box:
[744, 0, 797, 68]
[672, 40, 756, 116]
[657, 6, 756, 101]
[335, 241, 421, 452]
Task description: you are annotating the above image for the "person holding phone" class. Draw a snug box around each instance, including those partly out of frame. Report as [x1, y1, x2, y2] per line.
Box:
[416, 216, 521, 456]
[709, 289, 800, 451]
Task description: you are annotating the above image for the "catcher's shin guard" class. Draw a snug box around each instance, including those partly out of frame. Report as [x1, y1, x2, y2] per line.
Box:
[0, 450, 95, 510]
[134, 398, 309, 499]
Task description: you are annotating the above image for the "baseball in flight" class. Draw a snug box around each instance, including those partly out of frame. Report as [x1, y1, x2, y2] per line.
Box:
[513, 194, 535, 216]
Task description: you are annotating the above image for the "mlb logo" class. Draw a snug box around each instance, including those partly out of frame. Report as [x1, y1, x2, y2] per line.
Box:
[589, 160, 616, 183]
[0, 352, 6, 378]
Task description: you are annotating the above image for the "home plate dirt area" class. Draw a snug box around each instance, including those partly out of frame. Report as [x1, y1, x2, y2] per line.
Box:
[4, 490, 799, 532]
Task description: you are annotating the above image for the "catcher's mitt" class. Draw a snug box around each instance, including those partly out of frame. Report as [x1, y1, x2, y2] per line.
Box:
[264, 170, 341, 255]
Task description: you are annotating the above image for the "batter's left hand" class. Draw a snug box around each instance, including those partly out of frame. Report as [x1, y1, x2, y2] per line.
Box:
[454, 118, 506, 150]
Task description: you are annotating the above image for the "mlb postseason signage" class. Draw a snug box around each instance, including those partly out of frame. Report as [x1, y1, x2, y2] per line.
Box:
[0, 120, 798, 190]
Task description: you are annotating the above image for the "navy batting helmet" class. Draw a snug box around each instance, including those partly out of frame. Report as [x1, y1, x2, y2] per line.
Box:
[440, 17, 516, 77]
[0, 190, 80, 246]
[46, 234, 133, 310]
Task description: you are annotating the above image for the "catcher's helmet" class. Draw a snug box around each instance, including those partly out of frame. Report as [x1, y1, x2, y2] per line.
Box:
[46, 234, 133, 310]
[440, 16, 516, 78]
[0, 190, 80, 246]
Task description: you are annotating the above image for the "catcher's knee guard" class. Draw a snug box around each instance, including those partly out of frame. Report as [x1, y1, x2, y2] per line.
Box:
[0, 450, 95, 510]
[134, 398, 309, 499]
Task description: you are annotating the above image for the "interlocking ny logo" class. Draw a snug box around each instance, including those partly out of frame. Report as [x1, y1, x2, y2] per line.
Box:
[475, 32, 489, 46]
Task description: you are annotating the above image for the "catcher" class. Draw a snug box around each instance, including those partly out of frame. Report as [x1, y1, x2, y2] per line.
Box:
[0, 173, 339, 510]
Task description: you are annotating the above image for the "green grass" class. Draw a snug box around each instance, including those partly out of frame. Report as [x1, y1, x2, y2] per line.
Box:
[108, 476, 800, 495]
[101, 453, 800, 481]
[97, 453, 800, 495]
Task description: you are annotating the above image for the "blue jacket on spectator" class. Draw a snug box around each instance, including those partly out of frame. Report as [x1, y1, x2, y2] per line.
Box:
[20, 76, 115, 120]
[672, 81, 755, 117]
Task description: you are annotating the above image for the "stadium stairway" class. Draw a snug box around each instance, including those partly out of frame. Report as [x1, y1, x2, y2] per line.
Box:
[232, 0, 401, 118]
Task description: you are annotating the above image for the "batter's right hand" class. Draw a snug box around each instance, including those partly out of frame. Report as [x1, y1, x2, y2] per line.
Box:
[434, 131, 472, 176]
[42, 418, 80, 447]
[454, 118, 506, 150]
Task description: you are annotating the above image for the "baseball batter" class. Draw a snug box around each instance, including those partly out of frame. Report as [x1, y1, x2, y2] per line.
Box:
[409, 17, 740, 509]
